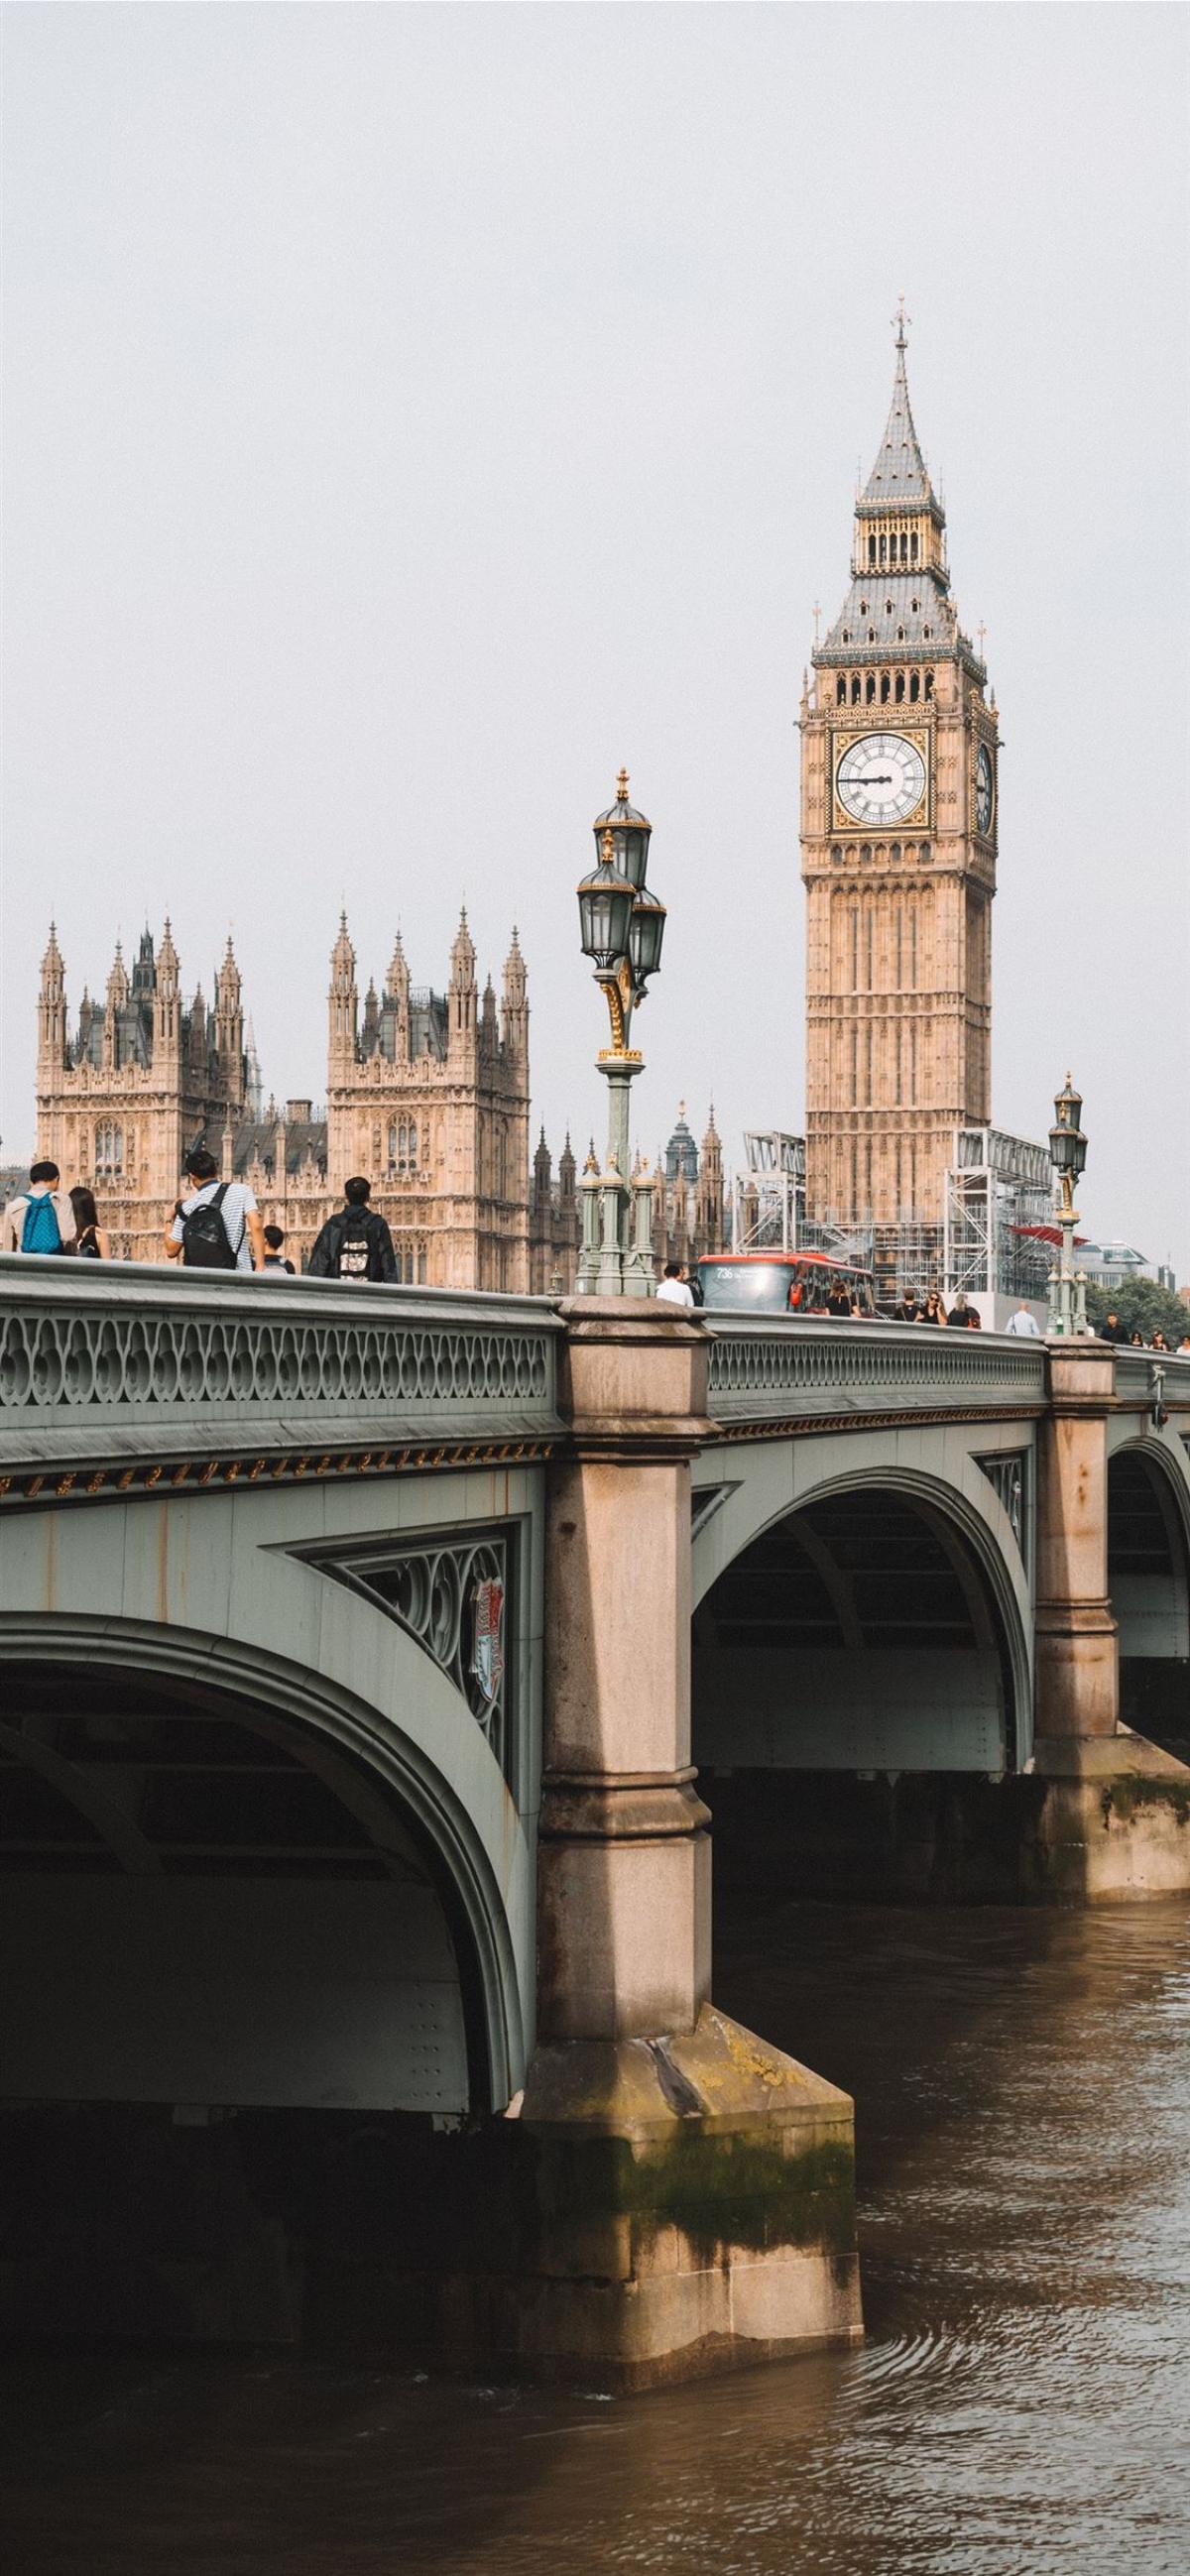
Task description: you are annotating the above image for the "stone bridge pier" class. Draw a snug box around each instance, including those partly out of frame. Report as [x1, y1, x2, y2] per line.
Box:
[1031, 1342, 1190, 1898]
[483, 1302, 862, 2385]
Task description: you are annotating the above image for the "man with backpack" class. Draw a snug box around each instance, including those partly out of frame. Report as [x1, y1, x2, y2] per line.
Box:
[3, 1160, 77, 1255]
[307, 1176, 397, 1284]
[165, 1146, 266, 1273]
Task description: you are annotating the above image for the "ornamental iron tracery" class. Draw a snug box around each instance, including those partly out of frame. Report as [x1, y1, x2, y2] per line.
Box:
[0, 1294, 553, 1422]
[306, 1533, 514, 1775]
[976, 1451, 1029, 1555]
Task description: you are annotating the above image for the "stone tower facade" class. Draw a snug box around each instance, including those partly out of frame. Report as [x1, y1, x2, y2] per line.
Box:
[35, 914, 580, 1286]
[325, 908, 534, 1292]
[801, 312, 999, 1231]
[36, 923, 250, 1258]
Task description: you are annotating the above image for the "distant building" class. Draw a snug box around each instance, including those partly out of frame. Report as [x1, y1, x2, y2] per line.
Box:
[650, 1104, 725, 1272]
[34, 915, 578, 1286]
[1076, 1241, 1154, 1293]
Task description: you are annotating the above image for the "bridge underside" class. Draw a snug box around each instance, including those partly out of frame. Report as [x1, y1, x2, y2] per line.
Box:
[0, 1655, 504, 2346]
[693, 1487, 1013, 1777]
[1110, 1451, 1190, 1756]
[692, 1482, 1038, 1904]
[0, 1660, 478, 2118]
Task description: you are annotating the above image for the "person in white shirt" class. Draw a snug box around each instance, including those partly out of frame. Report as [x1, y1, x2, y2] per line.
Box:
[165, 1146, 266, 1273]
[655, 1260, 696, 1310]
[1005, 1301, 1042, 1338]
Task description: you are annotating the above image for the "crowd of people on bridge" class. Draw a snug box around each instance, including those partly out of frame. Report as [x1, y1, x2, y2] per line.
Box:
[1, 1151, 400, 1284]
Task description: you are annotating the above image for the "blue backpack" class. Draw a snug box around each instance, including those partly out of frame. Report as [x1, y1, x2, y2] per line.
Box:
[21, 1194, 64, 1255]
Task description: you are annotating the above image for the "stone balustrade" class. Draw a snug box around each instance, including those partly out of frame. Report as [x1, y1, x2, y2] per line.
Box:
[703, 1315, 1048, 1425]
[0, 1254, 563, 1499]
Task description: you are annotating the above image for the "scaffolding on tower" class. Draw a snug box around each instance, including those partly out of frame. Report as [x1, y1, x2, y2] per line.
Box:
[941, 1127, 1053, 1301]
[728, 1133, 876, 1269]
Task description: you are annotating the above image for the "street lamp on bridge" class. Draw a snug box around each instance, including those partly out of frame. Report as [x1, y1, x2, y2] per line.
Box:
[575, 770, 667, 1295]
[1047, 1073, 1089, 1337]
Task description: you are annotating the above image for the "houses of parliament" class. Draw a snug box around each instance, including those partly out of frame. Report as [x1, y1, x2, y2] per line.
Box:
[34, 903, 723, 1287]
[35, 907, 577, 1286]
[32, 315, 1001, 1290]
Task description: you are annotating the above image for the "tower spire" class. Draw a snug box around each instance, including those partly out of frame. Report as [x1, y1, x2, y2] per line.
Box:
[862, 302, 930, 505]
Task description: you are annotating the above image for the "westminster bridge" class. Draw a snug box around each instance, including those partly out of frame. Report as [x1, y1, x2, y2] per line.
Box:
[1, 1255, 1188, 2384]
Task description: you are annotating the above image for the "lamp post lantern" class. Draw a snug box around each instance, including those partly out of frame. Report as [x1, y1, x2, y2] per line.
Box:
[576, 770, 667, 1295]
[1047, 1073, 1089, 1336]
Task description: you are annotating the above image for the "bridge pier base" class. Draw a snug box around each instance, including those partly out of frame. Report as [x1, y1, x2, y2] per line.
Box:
[1030, 1344, 1190, 1896]
[495, 1302, 861, 2385]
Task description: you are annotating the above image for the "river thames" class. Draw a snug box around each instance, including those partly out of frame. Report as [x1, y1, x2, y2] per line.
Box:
[6, 1894, 1189, 2575]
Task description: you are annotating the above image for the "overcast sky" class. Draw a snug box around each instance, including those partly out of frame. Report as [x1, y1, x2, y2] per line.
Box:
[3, 4, 1187, 1268]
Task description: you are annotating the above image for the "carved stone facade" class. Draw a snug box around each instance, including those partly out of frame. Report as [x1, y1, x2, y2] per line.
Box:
[35, 913, 579, 1287]
[801, 314, 999, 1232]
[650, 1105, 725, 1272]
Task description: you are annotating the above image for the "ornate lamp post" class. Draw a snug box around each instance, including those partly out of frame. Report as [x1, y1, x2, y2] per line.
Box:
[1047, 1074, 1089, 1337]
[576, 770, 667, 1295]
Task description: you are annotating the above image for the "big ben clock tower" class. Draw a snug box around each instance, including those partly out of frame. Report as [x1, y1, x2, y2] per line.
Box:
[800, 305, 999, 1241]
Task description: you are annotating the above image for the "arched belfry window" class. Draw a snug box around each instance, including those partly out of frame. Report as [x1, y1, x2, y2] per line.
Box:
[868, 536, 876, 566]
[836, 676, 847, 705]
[924, 670, 934, 701]
[879, 534, 887, 565]
[880, 673, 891, 704]
[894, 672, 905, 702]
[909, 671, 920, 703]
[851, 674, 861, 705]
[910, 532, 918, 564]
[865, 673, 876, 704]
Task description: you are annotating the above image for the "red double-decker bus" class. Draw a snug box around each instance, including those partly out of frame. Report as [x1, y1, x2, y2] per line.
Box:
[695, 1249, 878, 1317]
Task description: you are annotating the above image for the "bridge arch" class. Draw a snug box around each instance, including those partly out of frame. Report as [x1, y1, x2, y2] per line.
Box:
[0, 1609, 527, 2121]
[692, 1459, 1031, 1779]
[1107, 1436, 1190, 1746]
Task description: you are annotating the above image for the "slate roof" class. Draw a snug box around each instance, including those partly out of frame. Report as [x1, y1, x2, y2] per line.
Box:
[820, 572, 958, 661]
[231, 1117, 328, 1181]
[862, 332, 932, 507]
[367, 989, 448, 1064]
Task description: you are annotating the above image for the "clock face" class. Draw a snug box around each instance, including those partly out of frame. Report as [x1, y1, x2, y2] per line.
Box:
[836, 732, 927, 827]
[975, 743, 995, 836]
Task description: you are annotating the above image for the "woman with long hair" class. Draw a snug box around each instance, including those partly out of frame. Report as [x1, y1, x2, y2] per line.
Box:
[69, 1186, 113, 1261]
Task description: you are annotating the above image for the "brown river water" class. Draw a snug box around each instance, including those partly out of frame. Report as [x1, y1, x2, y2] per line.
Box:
[5, 1894, 1190, 2575]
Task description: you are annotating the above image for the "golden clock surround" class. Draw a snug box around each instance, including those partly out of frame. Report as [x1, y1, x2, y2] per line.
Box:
[830, 723, 932, 835]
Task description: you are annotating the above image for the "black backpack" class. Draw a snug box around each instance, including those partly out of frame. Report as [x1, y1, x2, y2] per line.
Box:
[179, 1183, 239, 1271]
[333, 1211, 378, 1282]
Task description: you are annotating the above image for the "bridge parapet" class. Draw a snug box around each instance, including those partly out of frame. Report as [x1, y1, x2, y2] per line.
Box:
[1112, 1347, 1190, 1415]
[0, 1255, 563, 1503]
[704, 1316, 1046, 1429]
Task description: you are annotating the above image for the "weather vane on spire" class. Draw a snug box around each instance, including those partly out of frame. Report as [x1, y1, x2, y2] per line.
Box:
[893, 293, 909, 349]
